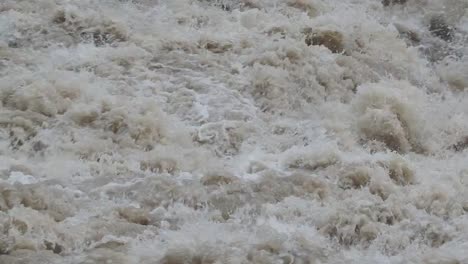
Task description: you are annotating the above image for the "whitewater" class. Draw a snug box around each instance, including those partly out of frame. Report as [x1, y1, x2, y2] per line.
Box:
[1, 0, 468, 263]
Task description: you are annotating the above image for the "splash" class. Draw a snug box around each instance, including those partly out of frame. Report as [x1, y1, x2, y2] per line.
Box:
[1, 0, 467, 263]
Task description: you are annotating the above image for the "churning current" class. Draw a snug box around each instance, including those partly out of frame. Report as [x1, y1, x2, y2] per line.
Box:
[1, 0, 468, 263]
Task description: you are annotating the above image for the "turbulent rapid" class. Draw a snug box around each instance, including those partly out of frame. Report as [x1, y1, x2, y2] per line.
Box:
[1, 0, 468, 263]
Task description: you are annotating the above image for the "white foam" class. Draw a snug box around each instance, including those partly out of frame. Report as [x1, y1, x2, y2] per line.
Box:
[0, 0, 467, 263]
